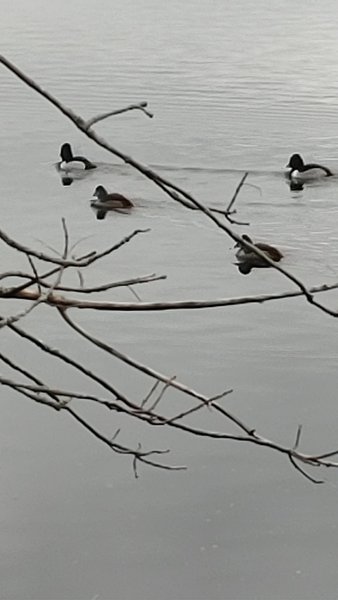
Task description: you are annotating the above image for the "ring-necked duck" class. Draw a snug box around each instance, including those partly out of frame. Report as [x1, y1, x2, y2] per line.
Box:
[235, 234, 283, 268]
[91, 185, 134, 220]
[286, 153, 332, 181]
[58, 143, 97, 171]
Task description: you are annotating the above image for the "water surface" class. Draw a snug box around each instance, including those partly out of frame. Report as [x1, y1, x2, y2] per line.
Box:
[2, 1, 338, 599]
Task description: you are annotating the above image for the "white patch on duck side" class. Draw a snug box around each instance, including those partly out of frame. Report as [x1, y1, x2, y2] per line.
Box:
[91, 199, 106, 209]
[291, 168, 328, 181]
[235, 247, 247, 260]
[91, 199, 132, 210]
[60, 160, 86, 171]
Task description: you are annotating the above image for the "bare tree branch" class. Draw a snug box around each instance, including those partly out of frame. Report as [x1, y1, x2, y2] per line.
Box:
[0, 226, 150, 268]
[2, 280, 338, 312]
[0, 269, 166, 294]
[86, 101, 154, 128]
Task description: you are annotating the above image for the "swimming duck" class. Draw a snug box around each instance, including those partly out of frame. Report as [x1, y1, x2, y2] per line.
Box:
[286, 153, 332, 181]
[91, 185, 134, 220]
[235, 234, 283, 268]
[58, 143, 97, 171]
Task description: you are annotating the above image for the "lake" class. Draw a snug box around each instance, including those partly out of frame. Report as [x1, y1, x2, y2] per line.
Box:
[2, 1, 338, 598]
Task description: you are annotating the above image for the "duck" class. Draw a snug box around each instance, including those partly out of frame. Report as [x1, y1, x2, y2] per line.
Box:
[235, 234, 283, 269]
[91, 185, 134, 220]
[58, 143, 97, 171]
[286, 153, 332, 181]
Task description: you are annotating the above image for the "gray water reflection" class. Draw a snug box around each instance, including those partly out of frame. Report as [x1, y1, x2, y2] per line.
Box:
[2, 1, 338, 599]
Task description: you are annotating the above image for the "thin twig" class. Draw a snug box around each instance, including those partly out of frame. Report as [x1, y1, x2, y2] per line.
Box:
[141, 380, 161, 407]
[293, 425, 302, 450]
[225, 172, 248, 214]
[27, 255, 41, 295]
[86, 102, 153, 128]
[0, 270, 166, 294]
[288, 455, 323, 484]
[148, 377, 177, 412]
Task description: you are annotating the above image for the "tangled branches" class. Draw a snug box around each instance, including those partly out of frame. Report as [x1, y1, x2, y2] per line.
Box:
[0, 219, 337, 483]
[1, 55, 338, 482]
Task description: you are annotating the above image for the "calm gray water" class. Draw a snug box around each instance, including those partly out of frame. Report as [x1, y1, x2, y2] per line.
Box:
[2, 1, 338, 599]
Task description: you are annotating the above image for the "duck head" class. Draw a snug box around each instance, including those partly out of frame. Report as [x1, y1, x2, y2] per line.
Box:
[234, 234, 253, 249]
[60, 143, 73, 162]
[93, 185, 108, 200]
[286, 153, 304, 170]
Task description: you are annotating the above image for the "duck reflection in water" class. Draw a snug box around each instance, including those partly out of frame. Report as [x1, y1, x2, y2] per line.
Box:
[61, 175, 73, 186]
[234, 234, 283, 275]
[288, 179, 304, 192]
